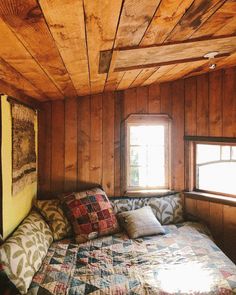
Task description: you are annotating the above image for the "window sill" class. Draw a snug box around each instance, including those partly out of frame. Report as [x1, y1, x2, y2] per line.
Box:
[124, 189, 176, 197]
[184, 191, 236, 207]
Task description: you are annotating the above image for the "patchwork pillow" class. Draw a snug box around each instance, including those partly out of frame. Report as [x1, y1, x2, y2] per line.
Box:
[0, 211, 53, 294]
[118, 206, 165, 239]
[34, 199, 72, 240]
[61, 187, 120, 244]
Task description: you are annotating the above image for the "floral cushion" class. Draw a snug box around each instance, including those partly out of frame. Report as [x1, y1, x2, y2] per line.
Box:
[110, 193, 183, 224]
[0, 211, 53, 294]
[61, 188, 120, 244]
[34, 199, 72, 240]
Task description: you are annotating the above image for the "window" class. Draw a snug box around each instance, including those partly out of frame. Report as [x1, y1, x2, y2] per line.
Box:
[194, 142, 236, 196]
[124, 114, 171, 193]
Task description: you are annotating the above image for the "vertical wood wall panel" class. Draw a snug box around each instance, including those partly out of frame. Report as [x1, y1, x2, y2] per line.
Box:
[64, 97, 78, 192]
[184, 77, 197, 135]
[38, 102, 52, 195]
[90, 94, 103, 185]
[171, 80, 184, 191]
[38, 67, 236, 196]
[51, 101, 65, 193]
[148, 84, 161, 113]
[136, 86, 148, 113]
[196, 74, 209, 136]
[77, 96, 91, 189]
[222, 68, 236, 137]
[209, 71, 223, 136]
[102, 92, 115, 195]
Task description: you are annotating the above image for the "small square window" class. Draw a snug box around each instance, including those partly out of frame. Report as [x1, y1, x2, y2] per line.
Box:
[124, 114, 171, 193]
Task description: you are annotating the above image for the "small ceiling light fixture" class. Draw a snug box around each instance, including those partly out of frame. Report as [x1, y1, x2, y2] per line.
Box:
[203, 51, 219, 70]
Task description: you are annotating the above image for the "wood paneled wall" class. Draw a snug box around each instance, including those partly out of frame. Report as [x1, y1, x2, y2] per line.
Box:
[38, 67, 236, 198]
[184, 195, 236, 263]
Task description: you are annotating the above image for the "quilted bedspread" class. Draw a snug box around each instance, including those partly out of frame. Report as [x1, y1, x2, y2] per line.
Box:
[27, 222, 236, 295]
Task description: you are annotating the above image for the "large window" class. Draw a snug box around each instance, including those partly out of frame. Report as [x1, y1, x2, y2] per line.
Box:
[195, 143, 236, 196]
[124, 114, 171, 193]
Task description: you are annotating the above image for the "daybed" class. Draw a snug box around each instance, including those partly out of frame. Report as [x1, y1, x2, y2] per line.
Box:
[1, 192, 236, 295]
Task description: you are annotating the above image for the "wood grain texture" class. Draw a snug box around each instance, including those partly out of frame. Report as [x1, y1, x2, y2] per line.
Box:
[191, 0, 236, 39]
[140, 0, 194, 46]
[113, 36, 236, 71]
[171, 80, 184, 190]
[222, 68, 236, 137]
[115, 0, 161, 48]
[102, 92, 115, 195]
[184, 194, 236, 263]
[51, 100, 65, 193]
[65, 97, 78, 192]
[90, 94, 103, 184]
[148, 83, 161, 113]
[209, 70, 223, 136]
[166, 0, 226, 42]
[196, 74, 209, 136]
[84, 0, 122, 93]
[0, 19, 62, 100]
[184, 77, 197, 135]
[38, 68, 236, 198]
[0, 57, 44, 101]
[39, 0, 90, 96]
[0, 0, 77, 98]
[0, 0, 236, 99]
[38, 102, 52, 196]
[77, 96, 91, 190]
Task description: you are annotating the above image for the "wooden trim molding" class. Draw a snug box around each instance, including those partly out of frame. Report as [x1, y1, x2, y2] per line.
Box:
[184, 191, 236, 207]
[184, 135, 236, 143]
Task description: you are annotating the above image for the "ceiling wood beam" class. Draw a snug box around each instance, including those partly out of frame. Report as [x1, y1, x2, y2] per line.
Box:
[111, 35, 236, 72]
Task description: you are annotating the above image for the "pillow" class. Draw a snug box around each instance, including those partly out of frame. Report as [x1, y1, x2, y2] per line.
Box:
[60, 187, 120, 244]
[118, 206, 165, 239]
[34, 199, 72, 240]
[0, 211, 53, 294]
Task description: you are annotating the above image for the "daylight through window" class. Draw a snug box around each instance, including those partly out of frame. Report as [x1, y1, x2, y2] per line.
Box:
[195, 143, 236, 196]
[125, 114, 171, 192]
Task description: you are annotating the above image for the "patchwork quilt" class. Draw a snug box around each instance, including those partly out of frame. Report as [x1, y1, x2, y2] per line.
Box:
[27, 222, 236, 295]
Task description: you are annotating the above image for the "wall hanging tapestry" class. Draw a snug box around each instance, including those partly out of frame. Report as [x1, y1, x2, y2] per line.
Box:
[11, 102, 36, 196]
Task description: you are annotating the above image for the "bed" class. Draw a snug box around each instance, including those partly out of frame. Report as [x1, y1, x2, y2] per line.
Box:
[1, 193, 236, 295]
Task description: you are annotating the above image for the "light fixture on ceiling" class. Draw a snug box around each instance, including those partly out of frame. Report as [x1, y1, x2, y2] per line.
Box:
[203, 51, 219, 70]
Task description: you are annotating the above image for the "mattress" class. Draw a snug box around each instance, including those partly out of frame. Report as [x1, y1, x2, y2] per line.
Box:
[27, 222, 236, 294]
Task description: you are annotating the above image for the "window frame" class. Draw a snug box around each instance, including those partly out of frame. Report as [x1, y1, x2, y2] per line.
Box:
[186, 139, 236, 198]
[124, 114, 172, 194]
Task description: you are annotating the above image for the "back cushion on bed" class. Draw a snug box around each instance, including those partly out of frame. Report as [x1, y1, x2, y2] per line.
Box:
[61, 187, 120, 244]
[0, 211, 53, 294]
[34, 199, 72, 240]
[110, 193, 183, 225]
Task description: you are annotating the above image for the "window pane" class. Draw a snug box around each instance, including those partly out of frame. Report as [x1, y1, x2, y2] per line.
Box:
[196, 144, 220, 164]
[147, 165, 165, 187]
[129, 166, 147, 187]
[197, 162, 236, 195]
[130, 125, 164, 146]
[221, 146, 230, 160]
[232, 147, 236, 160]
[130, 146, 146, 166]
[130, 167, 140, 186]
[148, 146, 164, 167]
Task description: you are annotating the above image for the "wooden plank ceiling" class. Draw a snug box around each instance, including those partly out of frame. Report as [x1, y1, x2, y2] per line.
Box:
[0, 0, 236, 101]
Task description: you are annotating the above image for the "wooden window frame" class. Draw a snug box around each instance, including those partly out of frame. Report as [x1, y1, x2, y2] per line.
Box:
[185, 138, 236, 198]
[123, 114, 172, 194]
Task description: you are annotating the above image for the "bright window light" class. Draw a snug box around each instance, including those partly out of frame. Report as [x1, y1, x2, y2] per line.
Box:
[125, 114, 171, 192]
[196, 143, 236, 196]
